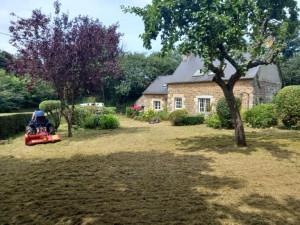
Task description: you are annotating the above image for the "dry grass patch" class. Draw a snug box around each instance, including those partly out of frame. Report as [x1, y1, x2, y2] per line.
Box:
[0, 116, 299, 224]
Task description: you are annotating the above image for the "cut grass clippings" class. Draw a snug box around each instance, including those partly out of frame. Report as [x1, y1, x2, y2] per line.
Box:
[0, 115, 299, 224]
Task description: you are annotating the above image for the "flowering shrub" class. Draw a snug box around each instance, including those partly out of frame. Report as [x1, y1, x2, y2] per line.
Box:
[126, 105, 143, 118]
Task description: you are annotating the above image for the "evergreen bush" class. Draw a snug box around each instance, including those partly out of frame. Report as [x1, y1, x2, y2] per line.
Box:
[244, 103, 277, 128]
[274, 85, 300, 128]
[169, 109, 188, 125]
[216, 97, 241, 129]
[205, 114, 222, 129]
[142, 108, 157, 121]
[100, 114, 120, 129]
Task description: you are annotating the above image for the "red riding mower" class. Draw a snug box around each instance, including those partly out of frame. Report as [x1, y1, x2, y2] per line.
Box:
[25, 110, 61, 145]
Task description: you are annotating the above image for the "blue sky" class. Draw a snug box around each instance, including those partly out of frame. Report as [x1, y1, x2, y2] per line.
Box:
[1, 0, 300, 55]
[0, 0, 161, 54]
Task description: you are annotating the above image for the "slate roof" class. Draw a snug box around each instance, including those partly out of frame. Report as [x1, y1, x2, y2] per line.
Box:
[168, 55, 260, 84]
[143, 75, 172, 95]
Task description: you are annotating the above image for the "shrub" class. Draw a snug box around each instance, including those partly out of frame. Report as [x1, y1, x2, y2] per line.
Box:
[100, 114, 120, 129]
[173, 114, 204, 126]
[181, 115, 204, 125]
[216, 97, 241, 129]
[205, 114, 222, 129]
[274, 85, 300, 128]
[39, 100, 61, 130]
[169, 109, 188, 125]
[244, 103, 277, 128]
[83, 114, 98, 129]
[73, 106, 93, 127]
[156, 106, 169, 120]
[126, 106, 142, 118]
[100, 107, 116, 114]
[0, 113, 32, 139]
[142, 108, 157, 121]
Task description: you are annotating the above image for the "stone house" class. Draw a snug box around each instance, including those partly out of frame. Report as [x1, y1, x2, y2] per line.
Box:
[136, 55, 282, 115]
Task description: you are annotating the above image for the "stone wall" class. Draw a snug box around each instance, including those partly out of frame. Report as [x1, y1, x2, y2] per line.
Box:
[167, 80, 254, 114]
[252, 78, 282, 105]
[135, 94, 167, 111]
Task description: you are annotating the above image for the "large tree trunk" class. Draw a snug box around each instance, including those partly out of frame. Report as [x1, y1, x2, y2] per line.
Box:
[67, 117, 72, 137]
[222, 88, 247, 147]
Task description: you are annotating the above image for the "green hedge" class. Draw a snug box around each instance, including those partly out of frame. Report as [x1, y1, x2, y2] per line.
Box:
[173, 114, 204, 126]
[0, 113, 32, 139]
[243, 103, 277, 128]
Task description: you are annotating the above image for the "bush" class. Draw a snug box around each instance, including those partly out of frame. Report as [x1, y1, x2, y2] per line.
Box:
[169, 109, 188, 125]
[83, 113, 120, 129]
[0, 113, 32, 139]
[142, 108, 157, 121]
[156, 106, 169, 120]
[39, 100, 61, 130]
[244, 103, 277, 128]
[216, 97, 241, 129]
[100, 114, 120, 129]
[274, 85, 300, 128]
[173, 114, 204, 126]
[97, 107, 116, 114]
[205, 114, 222, 129]
[182, 115, 204, 125]
[73, 106, 93, 127]
[83, 114, 98, 129]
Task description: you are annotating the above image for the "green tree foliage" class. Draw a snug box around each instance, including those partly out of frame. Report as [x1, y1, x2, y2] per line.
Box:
[110, 52, 181, 104]
[274, 85, 300, 128]
[0, 50, 13, 71]
[0, 69, 25, 113]
[0, 69, 57, 113]
[281, 55, 300, 86]
[123, 0, 299, 146]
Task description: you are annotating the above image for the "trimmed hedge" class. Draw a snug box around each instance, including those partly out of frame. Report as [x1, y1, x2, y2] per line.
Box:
[0, 113, 32, 139]
[173, 114, 204, 126]
[169, 109, 189, 125]
[244, 103, 277, 128]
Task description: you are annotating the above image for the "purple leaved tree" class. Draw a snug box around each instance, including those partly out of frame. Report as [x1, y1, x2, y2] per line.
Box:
[9, 1, 123, 137]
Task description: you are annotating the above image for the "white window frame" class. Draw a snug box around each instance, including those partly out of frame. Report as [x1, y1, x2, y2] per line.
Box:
[153, 100, 161, 110]
[197, 95, 212, 113]
[175, 97, 183, 109]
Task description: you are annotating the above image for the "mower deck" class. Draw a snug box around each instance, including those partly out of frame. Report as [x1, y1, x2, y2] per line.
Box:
[25, 132, 61, 145]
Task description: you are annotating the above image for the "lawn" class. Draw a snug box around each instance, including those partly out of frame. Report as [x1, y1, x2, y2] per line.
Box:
[0, 116, 299, 224]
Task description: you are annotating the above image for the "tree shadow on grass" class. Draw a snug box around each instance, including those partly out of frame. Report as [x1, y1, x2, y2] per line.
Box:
[1, 152, 299, 224]
[217, 194, 300, 225]
[175, 130, 300, 160]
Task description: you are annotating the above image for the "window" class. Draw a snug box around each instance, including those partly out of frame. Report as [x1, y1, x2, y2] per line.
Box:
[153, 101, 161, 110]
[199, 98, 211, 113]
[175, 98, 182, 109]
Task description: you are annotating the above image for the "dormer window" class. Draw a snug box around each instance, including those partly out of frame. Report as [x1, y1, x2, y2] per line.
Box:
[163, 83, 167, 87]
[208, 72, 214, 76]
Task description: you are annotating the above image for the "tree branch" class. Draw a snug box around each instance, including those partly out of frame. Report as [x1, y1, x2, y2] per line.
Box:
[248, 50, 279, 69]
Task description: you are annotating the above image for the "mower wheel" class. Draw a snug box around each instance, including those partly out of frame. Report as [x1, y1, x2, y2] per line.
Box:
[26, 125, 36, 135]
